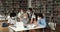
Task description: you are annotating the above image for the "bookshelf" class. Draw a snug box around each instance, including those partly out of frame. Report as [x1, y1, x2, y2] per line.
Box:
[31, 0, 53, 22]
[53, 0, 60, 25]
[0, 0, 28, 15]
[0, 0, 60, 25]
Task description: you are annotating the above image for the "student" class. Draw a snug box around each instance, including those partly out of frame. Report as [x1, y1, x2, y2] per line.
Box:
[22, 13, 29, 24]
[37, 13, 46, 27]
[8, 17, 17, 32]
[17, 9, 25, 18]
[17, 9, 29, 24]
[26, 8, 33, 21]
[8, 17, 16, 26]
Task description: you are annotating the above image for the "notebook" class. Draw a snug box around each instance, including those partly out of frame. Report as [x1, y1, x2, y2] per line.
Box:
[15, 22, 24, 29]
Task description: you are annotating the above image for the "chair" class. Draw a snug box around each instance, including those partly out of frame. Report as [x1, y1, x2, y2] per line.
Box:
[48, 22, 56, 32]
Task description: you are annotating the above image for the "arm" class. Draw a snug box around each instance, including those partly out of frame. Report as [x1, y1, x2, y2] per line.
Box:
[30, 18, 33, 24]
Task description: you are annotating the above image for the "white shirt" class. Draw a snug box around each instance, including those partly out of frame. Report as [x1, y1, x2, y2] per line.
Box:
[8, 18, 16, 24]
[31, 14, 36, 19]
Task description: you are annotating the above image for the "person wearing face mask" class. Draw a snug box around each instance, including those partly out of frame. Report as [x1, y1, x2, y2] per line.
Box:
[17, 9, 24, 18]
[35, 13, 46, 32]
[8, 17, 17, 26]
[21, 13, 29, 24]
[8, 17, 17, 32]
[37, 13, 46, 27]
[26, 8, 33, 21]
[19, 13, 30, 32]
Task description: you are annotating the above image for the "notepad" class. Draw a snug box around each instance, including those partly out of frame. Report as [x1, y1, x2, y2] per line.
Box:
[15, 22, 24, 29]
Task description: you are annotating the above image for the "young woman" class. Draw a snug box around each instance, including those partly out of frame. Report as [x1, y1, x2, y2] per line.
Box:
[37, 13, 46, 27]
[8, 17, 16, 26]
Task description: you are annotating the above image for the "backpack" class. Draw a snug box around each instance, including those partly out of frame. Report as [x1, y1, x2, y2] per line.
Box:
[2, 22, 8, 27]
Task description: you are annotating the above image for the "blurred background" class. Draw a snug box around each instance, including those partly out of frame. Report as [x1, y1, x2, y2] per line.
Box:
[0, 0, 60, 32]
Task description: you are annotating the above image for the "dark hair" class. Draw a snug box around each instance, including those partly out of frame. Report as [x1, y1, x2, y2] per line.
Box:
[38, 13, 44, 18]
[10, 11, 16, 17]
[29, 8, 32, 11]
[33, 18, 37, 21]
[29, 8, 33, 13]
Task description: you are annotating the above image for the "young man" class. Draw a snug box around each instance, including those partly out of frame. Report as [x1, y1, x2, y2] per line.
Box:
[26, 8, 33, 21]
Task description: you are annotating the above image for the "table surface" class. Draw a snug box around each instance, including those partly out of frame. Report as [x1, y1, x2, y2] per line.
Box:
[9, 24, 45, 31]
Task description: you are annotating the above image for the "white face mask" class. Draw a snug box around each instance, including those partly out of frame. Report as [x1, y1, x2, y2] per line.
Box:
[21, 12, 23, 14]
[11, 17, 15, 19]
[7, 16, 10, 19]
[37, 17, 40, 20]
[24, 16, 27, 18]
